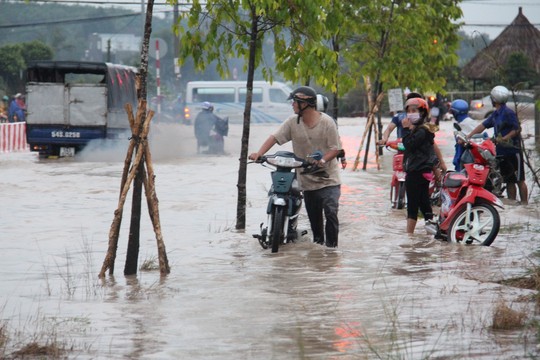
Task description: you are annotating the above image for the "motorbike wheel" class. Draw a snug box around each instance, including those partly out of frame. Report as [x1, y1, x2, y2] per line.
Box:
[447, 202, 500, 246]
[270, 207, 286, 253]
[396, 182, 406, 210]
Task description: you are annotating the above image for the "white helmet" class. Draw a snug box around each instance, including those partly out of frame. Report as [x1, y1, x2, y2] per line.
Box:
[490, 85, 509, 104]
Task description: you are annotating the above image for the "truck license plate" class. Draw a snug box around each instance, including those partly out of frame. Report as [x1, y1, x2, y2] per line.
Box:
[60, 147, 75, 157]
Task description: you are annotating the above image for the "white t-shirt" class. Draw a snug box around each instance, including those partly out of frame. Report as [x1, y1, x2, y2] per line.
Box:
[273, 112, 341, 191]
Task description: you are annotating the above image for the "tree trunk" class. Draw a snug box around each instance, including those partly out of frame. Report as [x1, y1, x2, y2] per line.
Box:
[124, 0, 154, 274]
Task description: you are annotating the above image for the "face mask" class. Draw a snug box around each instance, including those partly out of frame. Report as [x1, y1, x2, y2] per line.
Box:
[407, 112, 421, 124]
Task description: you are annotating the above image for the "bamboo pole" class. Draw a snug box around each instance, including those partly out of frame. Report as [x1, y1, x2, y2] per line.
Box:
[142, 146, 170, 275]
[352, 89, 386, 171]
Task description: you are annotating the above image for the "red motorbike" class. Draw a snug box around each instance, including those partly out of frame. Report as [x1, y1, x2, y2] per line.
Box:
[385, 138, 441, 209]
[385, 139, 407, 209]
[431, 124, 504, 246]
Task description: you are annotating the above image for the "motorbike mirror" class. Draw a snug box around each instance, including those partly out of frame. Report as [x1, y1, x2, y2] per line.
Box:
[308, 150, 323, 161]
[453, 123, 462, 131]
[456, 133, 467, 143]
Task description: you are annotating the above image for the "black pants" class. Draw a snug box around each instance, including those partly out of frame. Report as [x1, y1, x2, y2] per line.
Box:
[405, 171, 433, 221]
[303, 185, 340, 247]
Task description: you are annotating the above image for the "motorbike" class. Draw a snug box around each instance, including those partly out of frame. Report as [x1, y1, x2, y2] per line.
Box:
[385, 139, 407, 209]
[385, 138, 441, 209]
[251, 151, 317, 253]
[430, 124, 504, 246]
[459, 133, 505, 198]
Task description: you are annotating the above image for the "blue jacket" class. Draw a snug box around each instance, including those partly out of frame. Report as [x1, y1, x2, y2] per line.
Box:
[8, 100, 25, 122]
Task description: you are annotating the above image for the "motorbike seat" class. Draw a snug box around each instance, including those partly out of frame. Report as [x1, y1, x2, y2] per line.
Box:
[444, 173, 467, 188]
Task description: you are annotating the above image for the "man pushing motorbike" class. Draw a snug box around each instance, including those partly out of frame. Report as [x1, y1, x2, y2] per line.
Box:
[249, 86, 342, 248]
[467, 85, 528, 205]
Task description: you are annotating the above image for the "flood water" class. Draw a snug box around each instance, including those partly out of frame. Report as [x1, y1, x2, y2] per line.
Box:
[1, 117, 539, 359]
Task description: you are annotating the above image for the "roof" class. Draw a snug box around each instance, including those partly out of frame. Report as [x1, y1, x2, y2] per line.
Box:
[461, 7, 540, 81]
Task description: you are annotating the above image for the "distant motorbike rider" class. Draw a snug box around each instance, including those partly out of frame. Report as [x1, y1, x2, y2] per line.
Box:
[249, 86, 342, 247]
[449, 99, 477, 171]
[467, 85, 528, 205]
[194, 102, 227, 154]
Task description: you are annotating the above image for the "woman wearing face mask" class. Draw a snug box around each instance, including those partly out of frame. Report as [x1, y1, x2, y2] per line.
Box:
[401, 97, 438, 234]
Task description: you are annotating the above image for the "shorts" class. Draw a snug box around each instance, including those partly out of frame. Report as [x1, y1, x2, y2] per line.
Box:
[499, 153, 525, 183]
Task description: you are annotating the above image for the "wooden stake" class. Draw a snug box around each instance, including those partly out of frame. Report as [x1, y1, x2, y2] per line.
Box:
[98, 109, 154, 278]
[352, 82, 386, 171]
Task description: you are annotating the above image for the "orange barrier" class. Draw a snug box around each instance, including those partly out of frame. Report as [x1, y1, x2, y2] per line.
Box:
[0, 122, 28, 153]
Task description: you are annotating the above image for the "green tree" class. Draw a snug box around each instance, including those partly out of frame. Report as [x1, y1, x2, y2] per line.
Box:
[175, 0, 332, 230]
[20, 41, 54, 64]
[341, 0, 462, 170]
[504, 52, 539, 89]
[274, 1, 350, 120]
[0, 41, 54, 94]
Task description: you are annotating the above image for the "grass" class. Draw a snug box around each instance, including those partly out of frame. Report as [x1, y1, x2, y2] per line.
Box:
[139, 255, 160, 271]
[0, 311, 81, 359]
[11, 341, 65, 358]
[492, 299, 527, 330]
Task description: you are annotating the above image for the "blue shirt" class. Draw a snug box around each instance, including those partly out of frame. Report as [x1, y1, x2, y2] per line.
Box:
[481, 104, 520, 155]
[8, 100, 25, 122]
[391, 112, 406, 138]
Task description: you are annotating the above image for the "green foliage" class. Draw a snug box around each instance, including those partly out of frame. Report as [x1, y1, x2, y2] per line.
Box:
[0, 2, 143, 61]
[0, 45, 25, 77]
[20, 41, 54, 64]
[0, 41, 54, 93]
[176, 0, 329, 83]
[341, 0, 462, 95]
[504, 52, 539, 88]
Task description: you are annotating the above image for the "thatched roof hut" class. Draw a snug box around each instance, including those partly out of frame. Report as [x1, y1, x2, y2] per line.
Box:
[461, 7, 540, 81]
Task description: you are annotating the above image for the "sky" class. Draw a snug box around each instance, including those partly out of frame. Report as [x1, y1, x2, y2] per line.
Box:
[12, 0, 539, 41]
[81, 0, 540, 41]
[459, 0, 540, 39]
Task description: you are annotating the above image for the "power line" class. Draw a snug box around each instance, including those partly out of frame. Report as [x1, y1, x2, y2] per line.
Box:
[3, 0, 538, 31]
[0, 12, 145, 29]
[9, 0, 190, 6]
[0, 6, 186, 29]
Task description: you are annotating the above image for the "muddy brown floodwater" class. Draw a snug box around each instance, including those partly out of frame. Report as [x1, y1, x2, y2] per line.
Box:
[0, 117, 539, 359]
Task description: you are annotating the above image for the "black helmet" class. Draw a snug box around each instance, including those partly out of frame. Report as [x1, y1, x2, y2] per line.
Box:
[406, 92, 423, 100]
[288, 86, 317, 107]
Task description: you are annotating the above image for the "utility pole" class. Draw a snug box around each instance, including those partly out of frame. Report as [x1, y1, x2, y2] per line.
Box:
[173, 0, 181, 94]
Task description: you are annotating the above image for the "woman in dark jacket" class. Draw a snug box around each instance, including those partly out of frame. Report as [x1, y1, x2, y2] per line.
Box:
[402, 97, 438, 234]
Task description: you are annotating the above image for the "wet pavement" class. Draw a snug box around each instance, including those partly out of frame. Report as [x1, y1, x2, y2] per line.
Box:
[0, 117, 539, 359]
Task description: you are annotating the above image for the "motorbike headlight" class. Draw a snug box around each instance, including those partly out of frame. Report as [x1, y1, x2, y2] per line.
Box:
[267, 156, 303, 168]
[480, 148, 495, 162]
